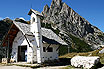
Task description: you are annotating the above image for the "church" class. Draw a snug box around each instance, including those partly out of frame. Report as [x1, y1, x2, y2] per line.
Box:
[1, 9, 67, 63]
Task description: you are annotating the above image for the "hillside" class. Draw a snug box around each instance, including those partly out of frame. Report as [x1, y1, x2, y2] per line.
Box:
[0, 18, 12, 41]
[41, 0, 104, 54]
[0, 18, 28, 42]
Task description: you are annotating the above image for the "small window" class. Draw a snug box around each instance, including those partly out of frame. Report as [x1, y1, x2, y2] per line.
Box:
[47, 47, 53, 52]
[43, 47, 46, 52]
[33, 17, 35, 22]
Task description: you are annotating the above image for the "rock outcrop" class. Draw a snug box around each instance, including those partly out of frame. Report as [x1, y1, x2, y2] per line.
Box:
[42, 0, 104, 52]
[71, 56, 100, 68]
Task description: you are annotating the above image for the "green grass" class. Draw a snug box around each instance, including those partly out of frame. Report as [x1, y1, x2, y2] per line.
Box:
[59, 46, 68, 56]
[69, 34, 92, 52]
[60, 47, 104, 64]
[59, 34, 92, 56]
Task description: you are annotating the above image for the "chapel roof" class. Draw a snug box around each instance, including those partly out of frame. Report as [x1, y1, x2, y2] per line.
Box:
[28, 9, 43, 16]
[13, 21, 68, 45]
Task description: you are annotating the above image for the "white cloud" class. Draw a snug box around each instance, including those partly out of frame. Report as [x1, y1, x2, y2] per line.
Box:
[5, 17, 10, 19]
[0, 17, 3, 20]
[19, 17, 29, 21]
[19, 17, 25, 21]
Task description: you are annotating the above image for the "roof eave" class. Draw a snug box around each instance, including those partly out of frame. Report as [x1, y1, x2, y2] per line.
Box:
[28, 9, 43, 17]
[28, 9, 32, 15]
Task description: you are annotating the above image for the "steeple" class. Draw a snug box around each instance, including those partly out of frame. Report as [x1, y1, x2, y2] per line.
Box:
[28, 9, 43, 63]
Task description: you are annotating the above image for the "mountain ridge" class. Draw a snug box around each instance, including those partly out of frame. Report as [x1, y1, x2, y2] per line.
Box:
[41, 0, 104, 52]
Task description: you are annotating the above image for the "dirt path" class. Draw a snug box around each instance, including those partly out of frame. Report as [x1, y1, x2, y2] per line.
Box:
[37, 66, 67, 69]
[0, 65, 32, 69]
[0, 65, 67, 69]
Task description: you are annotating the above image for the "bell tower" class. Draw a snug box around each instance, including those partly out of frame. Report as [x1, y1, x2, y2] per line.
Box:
[28, 9, 43, 63]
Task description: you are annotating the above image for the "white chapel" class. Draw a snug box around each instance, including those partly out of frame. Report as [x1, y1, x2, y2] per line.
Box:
[1, 9, 67, 63]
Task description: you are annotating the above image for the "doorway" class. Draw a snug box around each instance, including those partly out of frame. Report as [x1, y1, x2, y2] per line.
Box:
[18, 45, 27, 62]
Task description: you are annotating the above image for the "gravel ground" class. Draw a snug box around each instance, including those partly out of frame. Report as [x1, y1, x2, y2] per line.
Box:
[37, 66, 67, 69]
[0, 65, 67, 69]
[0, 65, 32, 69]
[98, 66, 104, 69]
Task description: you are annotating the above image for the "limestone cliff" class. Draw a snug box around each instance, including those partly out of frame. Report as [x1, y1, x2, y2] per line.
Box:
[42, 0, 104, 52]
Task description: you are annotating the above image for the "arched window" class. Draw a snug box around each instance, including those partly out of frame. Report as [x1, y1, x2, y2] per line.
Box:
[33, 17, 35, 22]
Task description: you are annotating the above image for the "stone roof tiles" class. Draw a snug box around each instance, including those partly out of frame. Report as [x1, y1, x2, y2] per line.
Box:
[13, 21, 68, 45]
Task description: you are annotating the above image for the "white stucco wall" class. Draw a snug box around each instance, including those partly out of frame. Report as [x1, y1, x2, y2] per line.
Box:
[11, 31, 37, 63]
[12, 31, 26, 62]
[42, 43, 59, 62]
[11, 31, 59, 63]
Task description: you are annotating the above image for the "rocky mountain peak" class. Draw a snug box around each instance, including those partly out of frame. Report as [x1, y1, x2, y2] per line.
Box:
[61, 3, 71, 14]
[51, 0, 62, 6]
[42, 4, 50, 17]
[43, 4, 49, 12]
[42, 0, 104, 51]
[50, 0, 62, 9]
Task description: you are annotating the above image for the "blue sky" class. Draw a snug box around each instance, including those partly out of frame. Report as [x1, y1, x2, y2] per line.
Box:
[0, 0, 104, 32]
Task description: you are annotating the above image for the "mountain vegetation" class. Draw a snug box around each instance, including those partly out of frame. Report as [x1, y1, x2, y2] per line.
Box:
[0, 18, 12, 42]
